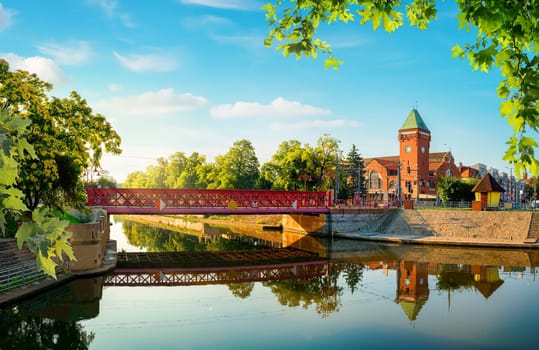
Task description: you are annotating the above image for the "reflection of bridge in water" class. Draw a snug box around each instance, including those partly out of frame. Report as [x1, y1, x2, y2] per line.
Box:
[105, 248, 330, 287]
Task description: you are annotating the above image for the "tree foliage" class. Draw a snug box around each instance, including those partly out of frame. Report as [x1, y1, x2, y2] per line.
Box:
[339, 144, 365, 200]
[0, 109, 74, 279]
[436, 176, 476, 202]
[206, 139, 260, 189]
[0, 60, 121, 211]
[0, 60, 121, 278]
[264, 0, 539, 176]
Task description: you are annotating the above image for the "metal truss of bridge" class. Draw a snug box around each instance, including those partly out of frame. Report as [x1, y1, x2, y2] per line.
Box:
[86, 187, 330, 215]
[104, 248, 329, 287]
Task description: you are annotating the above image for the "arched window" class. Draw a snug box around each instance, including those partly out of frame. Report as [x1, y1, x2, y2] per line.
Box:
[369, 171, 381, 189]
[389, 180, 396, 189]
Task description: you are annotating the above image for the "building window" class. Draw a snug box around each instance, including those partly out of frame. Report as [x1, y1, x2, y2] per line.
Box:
[389, 180, 396, 189]
[370, 171, 381, 189]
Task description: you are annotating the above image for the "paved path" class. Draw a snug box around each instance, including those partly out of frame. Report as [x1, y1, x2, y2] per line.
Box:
[333, 230, 539, 248]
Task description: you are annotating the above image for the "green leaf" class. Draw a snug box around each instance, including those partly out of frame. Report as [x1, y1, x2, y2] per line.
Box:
[451, 44, 465, 58]
[37, 251, 57, 279]
[15, 223, 34, 250]
[55, 238, 76, 262]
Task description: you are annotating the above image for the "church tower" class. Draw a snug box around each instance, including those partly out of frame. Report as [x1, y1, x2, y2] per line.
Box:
[398, 109, 431, 200]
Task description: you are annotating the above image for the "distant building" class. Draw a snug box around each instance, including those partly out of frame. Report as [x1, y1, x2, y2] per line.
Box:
[363, 109, 459, 201]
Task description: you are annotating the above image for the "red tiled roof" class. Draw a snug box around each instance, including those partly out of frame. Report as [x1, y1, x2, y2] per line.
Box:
[365, 157, 398, 170]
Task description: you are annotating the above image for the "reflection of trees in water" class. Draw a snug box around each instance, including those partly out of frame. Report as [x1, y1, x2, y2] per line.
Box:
[120, 220, 259, 252]
[227, 282, 255, 298]
[0, 307, 94, 350]
[262, 263, 363, 318]
[342, 263, 364, 294]
[436, 264, 475, 293]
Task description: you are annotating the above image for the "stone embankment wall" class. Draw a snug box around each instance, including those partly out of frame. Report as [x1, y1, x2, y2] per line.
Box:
[68, 209, 109, 271]
[386, 209, 532, 243]
[329, 208, 388, 234]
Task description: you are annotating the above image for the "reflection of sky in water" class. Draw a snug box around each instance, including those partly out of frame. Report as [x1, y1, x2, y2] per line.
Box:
[81, 267, 539, 350]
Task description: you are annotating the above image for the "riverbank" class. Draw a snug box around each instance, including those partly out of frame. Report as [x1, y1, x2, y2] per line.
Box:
[0, 240, 117, 308]
[333, 209, 539, 248]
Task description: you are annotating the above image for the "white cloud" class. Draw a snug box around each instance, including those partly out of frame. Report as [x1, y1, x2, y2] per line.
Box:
[271, 119, 362, 131]
[92, 88, 208, 116]
[37, 41, 92, 65]
[0, 3, 15, 31]
[108, 83, 122, 92]
[86, 0, 134, 27]
[2, 53, 69, 87]
[211, 97, 331, 119]
[179, 0, 261, 10]
[113, 51, 176, 72]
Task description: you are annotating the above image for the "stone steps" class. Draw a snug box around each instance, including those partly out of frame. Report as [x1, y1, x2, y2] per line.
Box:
[525, 213, 539, 243]
[0, 239, 47, 292]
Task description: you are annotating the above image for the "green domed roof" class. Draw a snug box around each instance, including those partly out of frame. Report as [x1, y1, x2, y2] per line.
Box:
[400, 109, 429, 131]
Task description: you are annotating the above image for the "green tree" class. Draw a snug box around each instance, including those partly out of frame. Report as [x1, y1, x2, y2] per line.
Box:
[144, 157, 167, 188]
[340, 144, 365, 200]
[437, 176, 476, 202]
[264, 1, 539, 176]
[94, 170, 118, 188]
[0, 109, 74, 278]
[0, 60, 121, 211]
[164, 152, 187, 188]
[261, 140, 310, 190]
[207, 139, 260, 189]
[122, 170, 148, 188]
[310, 134, 340, 191]
[177, 152, 206, 188]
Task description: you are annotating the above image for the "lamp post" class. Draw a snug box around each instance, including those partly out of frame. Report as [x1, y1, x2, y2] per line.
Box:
[357, 162, 362, 205]
[506, 167, 513, 203]
[335, 150, 340, 203]
[397, 161, 402, 205]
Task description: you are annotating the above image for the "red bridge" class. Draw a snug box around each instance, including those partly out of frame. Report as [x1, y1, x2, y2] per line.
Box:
[85, 187, 331, 215]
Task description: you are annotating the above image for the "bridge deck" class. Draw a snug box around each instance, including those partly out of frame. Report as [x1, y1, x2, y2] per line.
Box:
[86, 188, 330, 214]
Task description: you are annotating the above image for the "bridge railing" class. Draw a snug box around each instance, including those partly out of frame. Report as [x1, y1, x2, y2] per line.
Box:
[86, 188, 331, 213]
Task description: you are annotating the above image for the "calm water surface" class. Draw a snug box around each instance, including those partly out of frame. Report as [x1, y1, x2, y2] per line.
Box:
[2, 216, 539, 349]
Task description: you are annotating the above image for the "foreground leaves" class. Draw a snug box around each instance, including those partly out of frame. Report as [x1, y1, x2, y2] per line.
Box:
[16, 207, 75, 279]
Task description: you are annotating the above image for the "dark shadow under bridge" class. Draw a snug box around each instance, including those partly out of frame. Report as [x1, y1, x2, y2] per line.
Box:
[105, 248, 329, 287]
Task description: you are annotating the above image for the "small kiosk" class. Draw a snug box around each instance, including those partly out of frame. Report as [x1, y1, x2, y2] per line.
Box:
[471, 173, 505, 210]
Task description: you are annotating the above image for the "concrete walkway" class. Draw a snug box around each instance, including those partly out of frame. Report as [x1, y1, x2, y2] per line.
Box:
[333, 230, 539, 248]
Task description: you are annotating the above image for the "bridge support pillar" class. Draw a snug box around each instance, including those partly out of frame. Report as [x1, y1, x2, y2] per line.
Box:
[282, 214, 329, 236]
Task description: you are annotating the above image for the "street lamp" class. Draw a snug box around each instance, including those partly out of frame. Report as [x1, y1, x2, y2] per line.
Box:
[335, 150, 340, 203]
[357, 162, 362, 205]
[506, 167, 513, 202]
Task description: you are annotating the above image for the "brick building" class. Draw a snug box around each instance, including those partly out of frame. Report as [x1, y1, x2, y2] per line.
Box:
[364, 109, 460, 201]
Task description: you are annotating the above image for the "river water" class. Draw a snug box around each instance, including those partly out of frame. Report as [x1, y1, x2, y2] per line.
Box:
[1, 216, 539, 349]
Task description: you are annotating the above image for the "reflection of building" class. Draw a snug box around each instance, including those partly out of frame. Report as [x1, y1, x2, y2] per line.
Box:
[364, 109, 459, 201]
[395, 260, 430, 321]
[471, 266, 504, 299]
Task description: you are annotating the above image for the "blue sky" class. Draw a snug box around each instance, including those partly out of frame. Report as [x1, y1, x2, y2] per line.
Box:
[0, 0, 514, 183]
